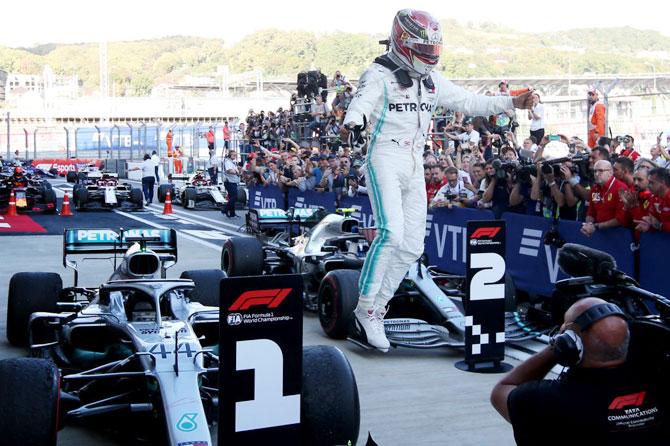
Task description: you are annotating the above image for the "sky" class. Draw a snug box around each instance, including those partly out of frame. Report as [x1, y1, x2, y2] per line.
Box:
[4, 0, 669, 48]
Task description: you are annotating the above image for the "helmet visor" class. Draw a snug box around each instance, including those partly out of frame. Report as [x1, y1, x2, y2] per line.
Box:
[406, 39, 442, 57]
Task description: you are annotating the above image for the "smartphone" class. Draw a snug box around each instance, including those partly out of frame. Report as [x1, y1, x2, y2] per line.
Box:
[548, 135, 561, 142]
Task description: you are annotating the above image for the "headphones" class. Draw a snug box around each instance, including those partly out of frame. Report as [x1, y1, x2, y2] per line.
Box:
[550, 303, 626, 367]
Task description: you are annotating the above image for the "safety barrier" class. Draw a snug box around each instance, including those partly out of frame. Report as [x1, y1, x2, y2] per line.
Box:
[248, 184, 669, 298]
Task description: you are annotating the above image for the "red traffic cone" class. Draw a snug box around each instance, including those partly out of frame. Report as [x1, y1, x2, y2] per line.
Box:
[163, 190, 173, 215]
[60, 192, 73, 216]
[6, 189, 18, 217]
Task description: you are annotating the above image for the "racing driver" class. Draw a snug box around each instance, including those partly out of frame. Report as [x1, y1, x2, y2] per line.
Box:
[345, 9, 534, 351]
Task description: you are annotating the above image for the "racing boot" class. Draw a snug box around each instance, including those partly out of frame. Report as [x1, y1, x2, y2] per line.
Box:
[354, 304, 390, 352]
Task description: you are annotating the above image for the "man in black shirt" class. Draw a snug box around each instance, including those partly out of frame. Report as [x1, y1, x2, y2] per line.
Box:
[491, 297, 669, 445]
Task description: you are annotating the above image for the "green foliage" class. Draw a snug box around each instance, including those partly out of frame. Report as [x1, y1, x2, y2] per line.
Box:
[1, 23, 669, 96]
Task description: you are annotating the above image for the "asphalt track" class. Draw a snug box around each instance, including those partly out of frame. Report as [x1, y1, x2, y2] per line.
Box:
[0, 178, 533, 445]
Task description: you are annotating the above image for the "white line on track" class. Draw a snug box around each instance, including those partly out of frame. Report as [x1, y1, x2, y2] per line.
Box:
[113, 209, 222, 251]
[145, 203, 244, 234]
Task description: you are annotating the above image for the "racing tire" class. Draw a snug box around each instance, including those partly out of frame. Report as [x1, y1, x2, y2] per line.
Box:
[75, 186, 88, 210]
[301, 345, 360, 446]
[221, 236, 264, 276]
[66, 171, 77, 183]
[183, 187, 196, 209]
[318, 269, 360, 339]
[236, 187, 247, 209]
[157, 184, 174, 203]
[7, 272, 62, 347]
[43, 188, 57, 213]
[0, 358, 60, 446]
[505, 272, 517, 312]
[180, 269, 228, 307]
[130, 188, 144, 208]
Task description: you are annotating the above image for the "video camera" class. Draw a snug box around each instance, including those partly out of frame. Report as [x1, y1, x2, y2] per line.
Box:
[492, 153, 590, 186]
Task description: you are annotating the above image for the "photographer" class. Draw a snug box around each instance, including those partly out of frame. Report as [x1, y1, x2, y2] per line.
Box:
[430, 167, 474, 208]
[491, 297, 669, 445]
[479, 160, 514, 218]
[528, 92, 545, 143]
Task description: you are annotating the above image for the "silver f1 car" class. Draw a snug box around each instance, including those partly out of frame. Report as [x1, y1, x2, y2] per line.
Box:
[158, 170, 227, 210]
[0, 228, 359, 445]
[223, 207, 520, 351]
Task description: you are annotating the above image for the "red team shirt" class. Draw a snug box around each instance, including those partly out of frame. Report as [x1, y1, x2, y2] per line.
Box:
[649, 189, 670, 232]
[587, 176, 628, 223]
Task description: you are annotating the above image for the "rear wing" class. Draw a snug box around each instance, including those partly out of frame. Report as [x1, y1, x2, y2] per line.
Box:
[246, 207, 326, 233]
[63, 228, 178, 267]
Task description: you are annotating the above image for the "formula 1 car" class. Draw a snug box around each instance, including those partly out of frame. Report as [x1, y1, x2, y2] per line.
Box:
[71, 170, 144, 210]
[0, 166, 57, 213]
[1, 228, 359, 445]
[157, 170, 227, 210]
[222, 207, 366, 311]
[222, 207, 519, 350]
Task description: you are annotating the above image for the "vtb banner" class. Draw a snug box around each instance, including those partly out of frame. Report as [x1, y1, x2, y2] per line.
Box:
[247, 185, 286, 210]
[288, 189, 337, 212]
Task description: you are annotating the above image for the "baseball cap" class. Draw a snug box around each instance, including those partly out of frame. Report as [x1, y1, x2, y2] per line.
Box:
[327, 154, 337, 159]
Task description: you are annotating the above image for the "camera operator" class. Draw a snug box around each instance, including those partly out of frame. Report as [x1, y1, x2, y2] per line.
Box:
[634, 167, 670, 233]
[430, 167, 474, 208]
[491, 297, 669, 445]
[581, 160, 626, 237]
[479, 160, 514, 218]
[531, 159, 566, 219]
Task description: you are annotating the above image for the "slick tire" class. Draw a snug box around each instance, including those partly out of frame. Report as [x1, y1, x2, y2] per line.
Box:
[43, 188, 57, 213]
[221, 236, 264, 276]
[7, 272, 62, 347]
[130, 188, 144, 207]
[66, 171, 77, 183]
[183, 187, 196, 209]
[180, 269, 228, 307]
[158, 184, 173, 203]
[301, 345, 360, 446]
[0, 358, 60, 446]
[318, 269, 360, 339]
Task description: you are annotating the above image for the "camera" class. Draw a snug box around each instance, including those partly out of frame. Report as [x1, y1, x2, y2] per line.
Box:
[446, 193, 457, 201]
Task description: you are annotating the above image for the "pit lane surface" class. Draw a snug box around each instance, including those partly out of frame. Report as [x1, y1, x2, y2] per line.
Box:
[0, 179, 521, 445]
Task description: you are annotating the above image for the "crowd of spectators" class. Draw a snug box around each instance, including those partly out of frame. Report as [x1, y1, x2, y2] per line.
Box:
[236, 77, 670, 237]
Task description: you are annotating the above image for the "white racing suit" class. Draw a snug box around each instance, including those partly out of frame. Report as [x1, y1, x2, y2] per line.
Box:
[345, 61, 513, 310]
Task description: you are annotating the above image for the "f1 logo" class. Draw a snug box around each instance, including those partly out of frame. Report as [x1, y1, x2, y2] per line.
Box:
[608, 392, 646, 410]
[470, 227, 501, 239]
[228, 289, 292, 311]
